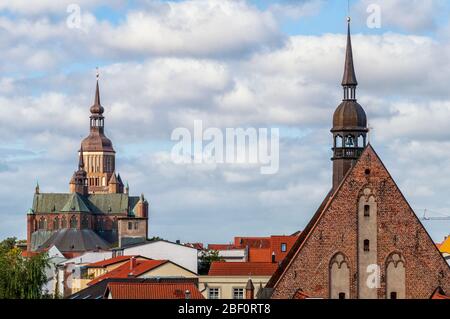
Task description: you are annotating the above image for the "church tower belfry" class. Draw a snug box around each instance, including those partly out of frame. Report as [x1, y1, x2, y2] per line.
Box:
[331, 18, 368, 190]
[73, 71, 123, 194]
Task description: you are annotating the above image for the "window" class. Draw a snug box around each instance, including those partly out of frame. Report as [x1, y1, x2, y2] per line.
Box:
[134, 222, 139, 230]
[208, 288, 220, 299]
[128, 222, 133, 230]
[281, 243, 287, 252]
[61, 217, 67, 228]
[339, 292, 346, 299]
[70, 215, 78, 228]
[364, 239, 370, 252]
[38, 217, 47, 230]
[232, 288, 244, 300]
[53, 217, 60, 230]
[364, 205, 370, 217]
[390, 292, 397, 299]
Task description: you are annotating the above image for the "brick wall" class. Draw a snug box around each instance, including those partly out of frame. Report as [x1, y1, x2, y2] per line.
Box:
[271, 146, 450, 299]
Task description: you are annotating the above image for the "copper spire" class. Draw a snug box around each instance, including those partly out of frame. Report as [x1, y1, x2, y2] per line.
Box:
[90, 68, 104, 115]
[341, 17, 358, 87]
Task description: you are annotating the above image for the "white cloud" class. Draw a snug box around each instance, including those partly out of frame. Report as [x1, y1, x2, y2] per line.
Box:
[355, 0, 444, 32]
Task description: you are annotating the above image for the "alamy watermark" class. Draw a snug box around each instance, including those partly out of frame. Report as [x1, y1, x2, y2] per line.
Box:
[170, 120, 279, 175]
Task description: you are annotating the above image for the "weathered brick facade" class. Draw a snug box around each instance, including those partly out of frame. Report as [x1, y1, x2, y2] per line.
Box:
[269, 145, 450, 299]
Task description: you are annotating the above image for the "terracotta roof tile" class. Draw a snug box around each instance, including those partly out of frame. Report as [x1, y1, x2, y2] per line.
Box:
[208, 262, 278, 276]
[106, 282, 204, 299]
[88, 255, 139, 268]
[88, 259, 167, 286]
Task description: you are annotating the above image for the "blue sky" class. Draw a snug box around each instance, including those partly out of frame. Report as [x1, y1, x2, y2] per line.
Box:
[0, 0, 449, 244]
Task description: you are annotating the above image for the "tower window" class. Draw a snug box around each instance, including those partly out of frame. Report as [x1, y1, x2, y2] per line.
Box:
[390, 292, 397, 299]
[128, 222, 133, 230]
[345, 135, 354, 147]
[339, 292, 346, 299]
[364, 205, 370, 217]
[364, 239, 370, 252]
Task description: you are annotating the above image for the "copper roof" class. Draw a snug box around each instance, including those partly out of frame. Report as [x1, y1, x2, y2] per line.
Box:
[342, 18, 357, 86]
[332, 100, 367, 130]
[81, 132, 114, 152]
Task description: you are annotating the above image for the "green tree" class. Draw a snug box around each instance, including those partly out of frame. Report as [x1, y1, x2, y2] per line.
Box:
[198, 250, 224, 275]
[0, 237, 49, 299]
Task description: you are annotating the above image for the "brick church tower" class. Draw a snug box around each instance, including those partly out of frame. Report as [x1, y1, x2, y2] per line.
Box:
[263, 18, 450, 299]
[78, 73, 124, 194]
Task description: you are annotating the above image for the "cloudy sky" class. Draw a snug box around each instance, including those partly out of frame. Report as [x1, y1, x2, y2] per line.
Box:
[1, 0, 450, 244]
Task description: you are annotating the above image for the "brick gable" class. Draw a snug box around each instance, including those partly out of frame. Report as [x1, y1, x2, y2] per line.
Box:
[269, 145, 450, 299]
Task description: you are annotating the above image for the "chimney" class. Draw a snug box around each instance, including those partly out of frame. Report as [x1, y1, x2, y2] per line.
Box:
[271, 251, 276, 263]
[185, 290, 191, 300]
[130, 256, 136, 270]
[176, 240, 181, 244]
[245, 279, 255, 299]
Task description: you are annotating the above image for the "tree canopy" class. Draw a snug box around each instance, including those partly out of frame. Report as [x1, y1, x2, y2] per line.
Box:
[0, 237, 49, 299]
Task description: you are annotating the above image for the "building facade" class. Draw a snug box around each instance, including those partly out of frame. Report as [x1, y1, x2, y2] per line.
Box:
[264, 19, 450, 299]
[26, 76, 149, 255]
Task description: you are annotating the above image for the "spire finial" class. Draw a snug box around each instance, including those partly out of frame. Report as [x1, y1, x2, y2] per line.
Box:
[96, 66, 99, 81]
[94, 69, 101, 106]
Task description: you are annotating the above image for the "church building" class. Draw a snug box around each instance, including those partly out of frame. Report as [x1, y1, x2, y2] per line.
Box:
[263, 19, 450, 299]
[26, 76, 149, 256]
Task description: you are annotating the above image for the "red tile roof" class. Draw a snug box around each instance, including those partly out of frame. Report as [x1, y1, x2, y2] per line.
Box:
[208, 244, 235, 250]
[208, 262, 278, 276]
[106, 282, 204, 299]
[88, 259, 168, 286]
[88, 255, 140, 268]
[431, 287, 450, 299]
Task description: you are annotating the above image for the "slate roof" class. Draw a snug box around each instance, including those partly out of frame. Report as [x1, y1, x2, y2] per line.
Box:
[31, 193, 140, 215]
[33, 228, 110, 252]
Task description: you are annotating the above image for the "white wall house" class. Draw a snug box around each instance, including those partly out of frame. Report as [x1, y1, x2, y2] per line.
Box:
[113, 240, 198, 274]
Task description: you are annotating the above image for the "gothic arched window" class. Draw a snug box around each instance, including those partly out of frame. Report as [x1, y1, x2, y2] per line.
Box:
[53, 217, 60, 230]
[70, 215, 78, 229]
[61, 216, 67, 228]
[81, 215, 89, 229]
[386, 252, 406, 299]
[38, 217, 47, 230]
[335, 135, 343, 148]
[329, 252, 350, 299]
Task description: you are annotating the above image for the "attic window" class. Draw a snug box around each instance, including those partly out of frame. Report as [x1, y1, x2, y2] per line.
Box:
[281, 243, 287, 252]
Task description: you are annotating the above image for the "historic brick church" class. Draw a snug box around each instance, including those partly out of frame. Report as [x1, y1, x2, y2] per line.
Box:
[26, 76, 149, 256]
[263, 19, 450, 299]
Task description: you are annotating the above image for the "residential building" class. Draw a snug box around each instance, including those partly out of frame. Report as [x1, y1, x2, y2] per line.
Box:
[86, 256, 198, 286]
[263, 19, 450, 299]
[112, 239, 198, 273]
[199, 262, 277, 299]
[208, 234, 299, 263]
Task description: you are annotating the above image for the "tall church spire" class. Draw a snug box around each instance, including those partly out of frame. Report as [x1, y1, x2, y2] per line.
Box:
[342, 17, 358, 87]
[331, 17, 368, 190]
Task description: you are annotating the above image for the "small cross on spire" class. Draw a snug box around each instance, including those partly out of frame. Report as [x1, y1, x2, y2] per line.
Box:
[96, 67, 99, 81]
